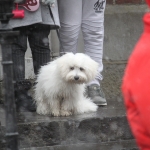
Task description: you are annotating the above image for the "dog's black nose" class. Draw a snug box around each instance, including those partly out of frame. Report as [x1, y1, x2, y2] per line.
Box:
[74, 76, 79, 80]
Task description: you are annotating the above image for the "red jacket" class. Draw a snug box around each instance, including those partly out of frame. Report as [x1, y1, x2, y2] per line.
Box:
[122, 13, 150, 150]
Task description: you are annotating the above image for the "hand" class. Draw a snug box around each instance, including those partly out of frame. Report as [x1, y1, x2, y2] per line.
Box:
[41, 0, 56, 6]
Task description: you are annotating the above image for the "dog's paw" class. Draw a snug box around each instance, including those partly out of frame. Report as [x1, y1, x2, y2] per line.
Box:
[37, 107, 50, 115]
[51, 110, 60, 117]
[60, 110, 72, 116]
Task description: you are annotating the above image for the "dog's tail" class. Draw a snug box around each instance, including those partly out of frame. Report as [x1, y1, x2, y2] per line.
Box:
[74, 97, 98, 114]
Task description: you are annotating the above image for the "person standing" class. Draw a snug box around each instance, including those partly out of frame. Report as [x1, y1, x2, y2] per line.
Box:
[122, 0, 150, 149]
[57, 0, 107, 106]
[9, 0, 60, 111]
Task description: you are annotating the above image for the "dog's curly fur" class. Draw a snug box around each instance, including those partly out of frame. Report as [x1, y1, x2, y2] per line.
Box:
[34, 53, 99, 116]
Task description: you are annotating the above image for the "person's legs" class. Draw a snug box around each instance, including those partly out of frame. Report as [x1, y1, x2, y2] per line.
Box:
[57, 0, 82, 53]
[28, 24, 51, 75]
[82, 0, 107, 105]
[12, 27, 28, 81]
[12, 26, 35, 111]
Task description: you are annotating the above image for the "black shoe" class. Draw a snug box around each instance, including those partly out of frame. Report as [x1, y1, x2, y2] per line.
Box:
[86, 84, 107, 106]
[14, 80, 36, 112]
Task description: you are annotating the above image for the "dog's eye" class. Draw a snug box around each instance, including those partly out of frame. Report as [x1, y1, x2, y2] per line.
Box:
[70, 67, 74, 70]
[80, 67, 84, 71]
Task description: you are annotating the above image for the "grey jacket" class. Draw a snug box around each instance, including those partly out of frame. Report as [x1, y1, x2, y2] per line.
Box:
[8, 1, 60, 29]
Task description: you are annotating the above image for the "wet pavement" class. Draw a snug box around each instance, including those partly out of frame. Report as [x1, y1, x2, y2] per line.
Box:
[0, 99, 126, 126]
[0, 99, 138, 150]
[20, 140, 138, 150]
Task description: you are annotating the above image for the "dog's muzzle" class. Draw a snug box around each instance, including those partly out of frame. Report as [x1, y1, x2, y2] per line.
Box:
[74, 76, 79, 80]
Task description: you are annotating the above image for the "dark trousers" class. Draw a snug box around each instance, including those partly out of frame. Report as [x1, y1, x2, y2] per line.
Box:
[12, 23, 51, 81]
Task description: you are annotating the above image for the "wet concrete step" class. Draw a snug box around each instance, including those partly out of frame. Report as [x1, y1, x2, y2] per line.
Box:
[0, 100, 136, 149]
[20, 140, 138, 150]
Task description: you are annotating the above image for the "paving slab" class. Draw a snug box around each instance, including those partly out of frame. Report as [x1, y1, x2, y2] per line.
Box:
[0, 99, 134, 149]
[20, 140, 138, 150]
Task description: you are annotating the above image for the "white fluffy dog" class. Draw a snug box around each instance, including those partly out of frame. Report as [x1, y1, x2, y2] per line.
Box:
[34, 53, 99, 116]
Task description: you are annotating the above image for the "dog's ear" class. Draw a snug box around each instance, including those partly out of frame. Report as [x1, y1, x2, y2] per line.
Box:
[83, 55, 99, 82]
[56, 53, 75, 79]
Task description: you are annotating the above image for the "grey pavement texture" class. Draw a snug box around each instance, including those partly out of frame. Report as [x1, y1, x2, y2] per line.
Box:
[103, 5, 146, 61]
[20, 140, 138, 150]
[0, 99, 136, 149]
[101, 62, 126, 101]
